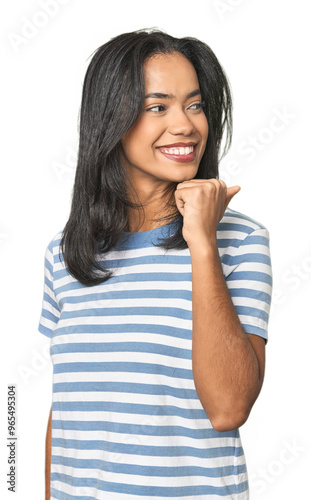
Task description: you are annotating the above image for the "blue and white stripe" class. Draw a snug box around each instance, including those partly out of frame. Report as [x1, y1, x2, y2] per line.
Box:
[39, 207, 272, 499]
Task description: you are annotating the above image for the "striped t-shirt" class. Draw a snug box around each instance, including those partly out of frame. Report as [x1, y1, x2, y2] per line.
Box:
[39, 207, 272, 500]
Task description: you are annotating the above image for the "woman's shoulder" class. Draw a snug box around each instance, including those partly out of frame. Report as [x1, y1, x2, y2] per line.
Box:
[44, 229, 64, 256]
[220, 207, 268, 233]
[218, 208, 270, 249]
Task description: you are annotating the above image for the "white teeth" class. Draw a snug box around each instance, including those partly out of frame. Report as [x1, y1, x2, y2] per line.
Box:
[161, 146, 194, 155]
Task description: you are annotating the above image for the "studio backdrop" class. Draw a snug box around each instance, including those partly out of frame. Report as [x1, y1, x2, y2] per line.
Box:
[1, 1, 310, 498]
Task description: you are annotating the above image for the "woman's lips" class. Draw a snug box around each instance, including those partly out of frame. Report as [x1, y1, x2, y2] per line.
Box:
[157, 143, 198, 163]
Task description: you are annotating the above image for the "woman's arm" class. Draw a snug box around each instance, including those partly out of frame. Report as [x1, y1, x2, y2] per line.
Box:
[174, 179, 266, 431]
[190, 242, 265, 431]
[45, 407, 52, 500]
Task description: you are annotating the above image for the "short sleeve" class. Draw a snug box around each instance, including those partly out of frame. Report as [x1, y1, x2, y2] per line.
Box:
[225, 227, 272, 343]
[38, 239, 61, 338]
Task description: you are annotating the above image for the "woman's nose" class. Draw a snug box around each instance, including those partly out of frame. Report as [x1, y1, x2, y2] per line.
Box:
[168, 108, 195, 136]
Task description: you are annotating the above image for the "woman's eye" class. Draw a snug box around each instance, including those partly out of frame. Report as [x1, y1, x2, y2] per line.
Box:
[146, 105, 166, 112]
[189, 101, 205, 111]
[146, 101, 205, 113]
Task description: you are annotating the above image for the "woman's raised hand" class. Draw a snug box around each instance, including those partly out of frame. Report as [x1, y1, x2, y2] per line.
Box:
[174, 179, 241, 250]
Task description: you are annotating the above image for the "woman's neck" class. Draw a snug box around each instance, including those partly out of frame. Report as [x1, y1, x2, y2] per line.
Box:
[125, 208, 178, 233]
[124, 180, 178, 232]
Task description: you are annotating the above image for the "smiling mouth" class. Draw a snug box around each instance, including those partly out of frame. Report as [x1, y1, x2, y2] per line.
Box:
[157, 143, 198, 162]
[159, 145, 195, 155]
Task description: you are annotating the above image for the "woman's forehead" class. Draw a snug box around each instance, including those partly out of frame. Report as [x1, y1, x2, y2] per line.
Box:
[143, 52, 200, 93]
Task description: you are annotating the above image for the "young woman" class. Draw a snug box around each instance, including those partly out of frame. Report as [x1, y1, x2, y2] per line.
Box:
[39, 29, 272, 500]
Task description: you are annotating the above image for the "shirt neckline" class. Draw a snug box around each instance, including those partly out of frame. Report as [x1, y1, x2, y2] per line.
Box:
[117, 216, 179, 248]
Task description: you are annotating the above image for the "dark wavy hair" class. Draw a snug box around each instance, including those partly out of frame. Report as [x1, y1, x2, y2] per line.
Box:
[60, 28, 233, 286]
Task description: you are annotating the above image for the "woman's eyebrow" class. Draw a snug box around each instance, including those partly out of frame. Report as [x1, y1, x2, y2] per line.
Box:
[145, 89, 201, 99]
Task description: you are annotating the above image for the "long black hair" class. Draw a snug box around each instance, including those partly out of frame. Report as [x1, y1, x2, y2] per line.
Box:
[60, 28, 233, 286]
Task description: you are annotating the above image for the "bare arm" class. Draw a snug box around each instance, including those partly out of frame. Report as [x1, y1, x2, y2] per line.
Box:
[190, 242, 265, 431]
[174, 179, 266, 432]
[45, 407, 52, 500]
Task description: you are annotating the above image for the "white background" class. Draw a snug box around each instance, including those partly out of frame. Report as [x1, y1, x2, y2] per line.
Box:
[1, 0, 310, 498]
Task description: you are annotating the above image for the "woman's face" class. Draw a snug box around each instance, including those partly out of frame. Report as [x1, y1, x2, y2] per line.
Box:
[121, 52, 209, 190]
